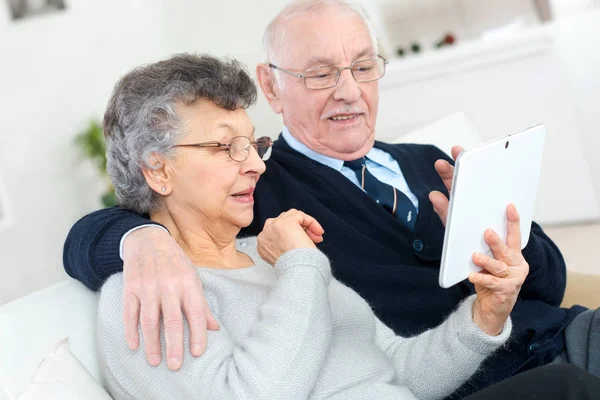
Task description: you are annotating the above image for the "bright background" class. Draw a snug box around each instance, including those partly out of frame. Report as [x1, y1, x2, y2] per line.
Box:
[0, 0, 599, 304]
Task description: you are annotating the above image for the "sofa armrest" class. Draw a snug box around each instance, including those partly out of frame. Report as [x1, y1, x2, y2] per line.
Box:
[560, 271, 600, 309]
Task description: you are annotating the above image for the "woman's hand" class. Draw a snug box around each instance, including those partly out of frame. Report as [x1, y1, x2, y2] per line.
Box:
[469, 204, 530, 336]
[257, 209, 324, 265]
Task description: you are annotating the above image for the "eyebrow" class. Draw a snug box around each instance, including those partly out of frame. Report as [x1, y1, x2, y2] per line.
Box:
[214, 122, 256, 140]
[305, 48, 375, 69]
[354, 48, 374, 61]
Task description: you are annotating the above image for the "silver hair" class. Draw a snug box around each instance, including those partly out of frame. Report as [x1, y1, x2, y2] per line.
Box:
[263, 0, 379, 83]
[104, 53, 257, 214]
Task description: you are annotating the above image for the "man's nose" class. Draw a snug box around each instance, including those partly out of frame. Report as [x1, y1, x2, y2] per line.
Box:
[332, 68, 361, 102]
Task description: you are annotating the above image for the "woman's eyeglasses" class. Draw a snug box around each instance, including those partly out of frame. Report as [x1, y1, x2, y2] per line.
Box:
[172, 136, 273, 162]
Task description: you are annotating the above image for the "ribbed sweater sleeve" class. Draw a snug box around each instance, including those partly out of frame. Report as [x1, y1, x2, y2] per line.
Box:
[63, 206, 159, 290]
[374, 295, 512, 400]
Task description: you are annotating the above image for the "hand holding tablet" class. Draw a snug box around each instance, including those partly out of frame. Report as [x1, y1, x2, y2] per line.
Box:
[430, 125, 546, 289]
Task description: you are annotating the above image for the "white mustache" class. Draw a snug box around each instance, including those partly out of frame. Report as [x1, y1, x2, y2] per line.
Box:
[322, 106, 365, 120]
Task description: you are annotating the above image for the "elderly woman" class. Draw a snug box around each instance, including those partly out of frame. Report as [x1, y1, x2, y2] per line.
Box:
[96, 54, 596, 400]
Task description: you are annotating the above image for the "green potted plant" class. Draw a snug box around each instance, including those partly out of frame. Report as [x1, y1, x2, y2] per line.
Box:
[75, 120, 118, 207]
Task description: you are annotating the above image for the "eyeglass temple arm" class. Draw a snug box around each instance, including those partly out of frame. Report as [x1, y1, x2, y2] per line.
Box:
[268, 64, 304, 79]
[173, 142, 226, 149]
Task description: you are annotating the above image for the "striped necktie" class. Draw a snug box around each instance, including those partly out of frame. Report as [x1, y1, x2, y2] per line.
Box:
[344, 157, 417, 231]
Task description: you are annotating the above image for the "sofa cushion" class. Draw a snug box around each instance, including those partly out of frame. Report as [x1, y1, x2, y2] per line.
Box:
[0, 279, 99, 400]
[18, 338, 111, 400]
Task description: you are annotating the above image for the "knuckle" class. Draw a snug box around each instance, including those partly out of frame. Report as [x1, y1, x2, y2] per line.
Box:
[183, 277, 201, 291]
[163, 316, 183, 330]
[125, 280, 142, 293]
[166, 346, 183, 357]
[185, 308, 207, 324]
[142, 281, 158, 295]
[146, 348, 161, 358]
[140, 315, 160, 329]
[123, 307, 138, 320]
[488, 277, 500, 288]
[162, 280, 181, 295]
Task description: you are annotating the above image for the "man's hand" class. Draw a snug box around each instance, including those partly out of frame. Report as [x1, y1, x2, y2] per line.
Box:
[122, 227, 220, 371]
[469, 204, 529, 336]
[429, 145, 464, 226]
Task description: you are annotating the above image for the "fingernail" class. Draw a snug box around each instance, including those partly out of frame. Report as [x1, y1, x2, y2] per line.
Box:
[148, 355, 161, 366]
[128, 340, 138, 350]
[168, 357, 181, 370]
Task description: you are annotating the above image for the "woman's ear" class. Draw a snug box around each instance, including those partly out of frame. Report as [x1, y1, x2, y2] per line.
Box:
[256, 63, 283, 114]
[142, 153, 172, 196]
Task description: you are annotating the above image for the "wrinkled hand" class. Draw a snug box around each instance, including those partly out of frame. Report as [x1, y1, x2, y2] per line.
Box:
[122, 227, 220, 371]
[429, 145, 464, 226]
[257, 209, 324, 265]
[469, 204, 529, 336]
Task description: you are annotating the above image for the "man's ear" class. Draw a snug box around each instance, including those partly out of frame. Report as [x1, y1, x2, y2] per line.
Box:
[142, 153, 172, 196]
[256, 63, 283, 114]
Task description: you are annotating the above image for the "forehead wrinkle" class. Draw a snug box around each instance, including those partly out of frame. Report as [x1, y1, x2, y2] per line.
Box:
[303, 21, 374, 67]
[340, 24, 374, 63]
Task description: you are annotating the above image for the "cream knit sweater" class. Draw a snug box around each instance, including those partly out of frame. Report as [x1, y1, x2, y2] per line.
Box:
[97, 237, 511, 399]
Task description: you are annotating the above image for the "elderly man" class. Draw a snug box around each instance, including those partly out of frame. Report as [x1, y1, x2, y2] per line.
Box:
[64, 0, 596, 397]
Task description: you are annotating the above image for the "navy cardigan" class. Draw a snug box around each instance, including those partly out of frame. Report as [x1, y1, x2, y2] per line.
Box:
[64, 137, 585, 397]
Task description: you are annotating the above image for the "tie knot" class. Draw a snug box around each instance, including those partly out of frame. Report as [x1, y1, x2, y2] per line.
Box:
[343, 158, 366, 171]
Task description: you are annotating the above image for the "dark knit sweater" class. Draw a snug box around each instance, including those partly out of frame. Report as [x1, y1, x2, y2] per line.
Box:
[63, 136, 585, 398]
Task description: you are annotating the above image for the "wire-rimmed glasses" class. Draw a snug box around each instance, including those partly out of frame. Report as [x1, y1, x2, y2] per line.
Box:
[171, 136, 273, 162]
[268, 55, 388, 90]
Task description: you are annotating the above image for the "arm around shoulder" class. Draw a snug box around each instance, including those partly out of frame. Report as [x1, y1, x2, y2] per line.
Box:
[63, 206, 161, 290]
[97, 248, 334, 400]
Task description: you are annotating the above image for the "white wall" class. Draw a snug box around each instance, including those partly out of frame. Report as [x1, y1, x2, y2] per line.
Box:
[552, 9, 600, 211]
[376, 10, 600, 225]
[1, 0, 600, 303]
[380, 0, 540, 55]
[0, 0, 168, 303]
[0, 0, 293, 304]
[159, 0, 286, 139]
[375, 28, 600, 226]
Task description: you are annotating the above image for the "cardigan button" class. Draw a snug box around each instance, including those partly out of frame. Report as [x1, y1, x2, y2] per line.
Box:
[413, 239, 424, 252]
[529, 343, 538, 352]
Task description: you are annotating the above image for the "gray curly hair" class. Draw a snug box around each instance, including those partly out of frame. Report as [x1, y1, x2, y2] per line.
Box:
[104, 53, 257, 214]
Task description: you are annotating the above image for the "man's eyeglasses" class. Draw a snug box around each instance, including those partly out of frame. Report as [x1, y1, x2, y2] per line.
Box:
[171, 136, 273, 162]
[269, 55, 388, 90]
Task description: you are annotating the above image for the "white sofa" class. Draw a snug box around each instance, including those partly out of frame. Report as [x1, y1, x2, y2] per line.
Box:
[0, 279, 100, 400]
[2, 113, 598, 399]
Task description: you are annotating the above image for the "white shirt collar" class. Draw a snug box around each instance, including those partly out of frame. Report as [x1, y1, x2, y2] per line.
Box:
[281, 126, 396, 172]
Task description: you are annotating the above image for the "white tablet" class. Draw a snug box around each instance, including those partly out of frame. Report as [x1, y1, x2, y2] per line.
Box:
[438, 125, 546, 288]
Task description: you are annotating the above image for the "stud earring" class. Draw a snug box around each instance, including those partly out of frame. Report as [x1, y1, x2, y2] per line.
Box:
[161, 187, 166, 193]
